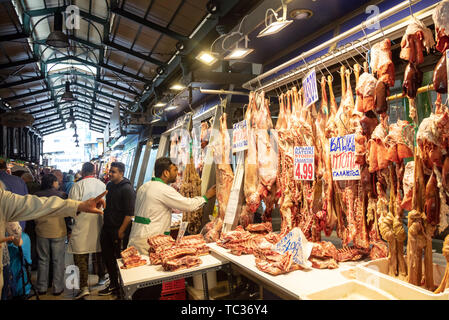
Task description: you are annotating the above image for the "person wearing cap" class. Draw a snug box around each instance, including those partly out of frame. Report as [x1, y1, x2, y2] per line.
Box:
[0, 180, 107, 298]
[127, 157, 216, 256]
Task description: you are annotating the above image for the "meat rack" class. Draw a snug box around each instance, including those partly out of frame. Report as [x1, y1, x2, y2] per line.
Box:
[242, 0, 439, 93]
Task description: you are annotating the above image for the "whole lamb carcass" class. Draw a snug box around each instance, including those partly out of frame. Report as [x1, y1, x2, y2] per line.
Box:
[433, 0, 449, 53]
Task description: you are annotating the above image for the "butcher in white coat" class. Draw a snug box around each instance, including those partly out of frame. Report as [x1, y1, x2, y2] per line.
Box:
[128, 157, 216, 255]
[68, 162, 106, 299]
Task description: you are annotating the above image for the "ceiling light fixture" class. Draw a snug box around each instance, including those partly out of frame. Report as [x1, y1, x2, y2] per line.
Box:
[170, 84, 185, 91]
[154, 102, 166, 107]
[165, 105, 177, 111]
[46, 10, 69, 48]
[257, 0, 293, 37]
[61, 81, 75, 101]
[290, 9, 313, 20]
[196, 51, 219, 66]
[224, 35, 254, 60]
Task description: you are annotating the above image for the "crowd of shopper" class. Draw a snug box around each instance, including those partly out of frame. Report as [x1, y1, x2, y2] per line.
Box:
[1, 157, 216, 300]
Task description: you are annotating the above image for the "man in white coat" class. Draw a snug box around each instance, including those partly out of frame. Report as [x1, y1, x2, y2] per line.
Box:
[0, 180, 107, 298]
[68, 162, 106, 299]
[128, 157, 216, 255]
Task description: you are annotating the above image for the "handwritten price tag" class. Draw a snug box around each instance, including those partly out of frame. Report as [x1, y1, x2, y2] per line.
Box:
[232, 120, 249, 153]
[273, 228, 313, 268]
[302, 68, 319, 108]
[329, 134, 360, 180]
[176, 221, 189, 244]
[294, 146, 314, 181]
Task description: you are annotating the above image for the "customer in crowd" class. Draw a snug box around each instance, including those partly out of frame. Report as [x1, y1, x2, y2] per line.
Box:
[68, 162, 107, 299]
[74, 172, 82, 182]
[0, 178, 107, 298]
[33, 174, 70, 296]
[0, 160, 29, 230]
[2, 221, 23, 300]
[99, 162, 135, 296]
[51, 170, 63, 191]
[128, 157, 216, 255]
[20, 172, 41, 195]
[63, 174, 75, 194]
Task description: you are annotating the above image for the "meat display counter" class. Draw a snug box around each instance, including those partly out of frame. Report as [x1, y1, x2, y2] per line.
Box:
[117, 253, 230, 300]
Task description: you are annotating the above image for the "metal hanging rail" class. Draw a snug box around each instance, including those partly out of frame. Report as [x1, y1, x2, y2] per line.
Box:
[243, 0, 438, 92]
[387, 84, 434, 101]
[198, 88, 249, 96]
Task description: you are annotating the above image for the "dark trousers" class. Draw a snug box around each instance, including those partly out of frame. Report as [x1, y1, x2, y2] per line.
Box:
[100, 228, 121, 289]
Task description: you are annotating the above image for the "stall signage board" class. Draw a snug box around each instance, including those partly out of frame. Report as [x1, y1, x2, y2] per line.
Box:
[223, 152, 244, 227]
[273, 227, 313, 268]
[330, 134, 360, 180]
[232, 120, 249, 153]
[294, 146, 314, 180]
[302, 68, 319, 108]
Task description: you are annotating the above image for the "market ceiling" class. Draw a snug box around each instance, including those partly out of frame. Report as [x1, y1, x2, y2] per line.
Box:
[0, 0, 390, 135]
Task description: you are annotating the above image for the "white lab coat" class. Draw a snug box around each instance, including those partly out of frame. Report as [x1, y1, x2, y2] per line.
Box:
[128, 180, 206, 253]
[67, 178, 106, 254]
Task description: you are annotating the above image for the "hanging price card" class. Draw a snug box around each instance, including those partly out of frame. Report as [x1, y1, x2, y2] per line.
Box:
[232, 120, 249, 153]
[294, 146, 314, 180]
[330, 134, 361, 180]
[302, 68, 319, 108]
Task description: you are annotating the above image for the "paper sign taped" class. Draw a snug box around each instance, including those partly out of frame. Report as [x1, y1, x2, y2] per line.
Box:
[294, 146, 314, 180]
[232, 120, 249, 153]
[329, 134, 361, 180]
[273, 228, 313, 268]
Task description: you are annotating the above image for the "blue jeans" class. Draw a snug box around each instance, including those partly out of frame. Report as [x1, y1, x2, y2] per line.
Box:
[36, 236, 66, 293]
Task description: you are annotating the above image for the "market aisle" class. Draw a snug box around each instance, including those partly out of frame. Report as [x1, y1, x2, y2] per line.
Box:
[28, 243, 117, 300]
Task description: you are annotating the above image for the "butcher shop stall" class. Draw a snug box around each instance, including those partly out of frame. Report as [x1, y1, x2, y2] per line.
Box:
[113, 0, 449, 301]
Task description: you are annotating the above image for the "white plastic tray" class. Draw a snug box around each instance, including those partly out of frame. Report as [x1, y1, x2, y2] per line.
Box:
[304, 280, 397, 300]
[354, 256, 449, 300]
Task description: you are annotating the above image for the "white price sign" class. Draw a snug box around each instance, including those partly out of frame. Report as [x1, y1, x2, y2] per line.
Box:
[302, 68, 319, 108]
[176, 221, 188, 244]
[294, 146, 314, 180]
[273, 228, 313, 268]
[232, 120, 249, 153]
[330, 134, 361, 181]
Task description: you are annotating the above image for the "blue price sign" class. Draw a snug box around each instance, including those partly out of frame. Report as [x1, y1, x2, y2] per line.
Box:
[302, 68, 319, 108]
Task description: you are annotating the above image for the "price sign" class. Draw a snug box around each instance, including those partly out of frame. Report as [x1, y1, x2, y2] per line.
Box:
[302, 68, 319, 108]
[176, 221, 189, 244]
[294, 146, 314, 180]
[273, 227, 313, 268]
[330, 134, 361, 180]
[232, 120, 249, 153]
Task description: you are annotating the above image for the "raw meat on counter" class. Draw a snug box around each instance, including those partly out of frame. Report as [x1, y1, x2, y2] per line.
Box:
[147, 234, 209, 271]
[120, 246, 147, 269]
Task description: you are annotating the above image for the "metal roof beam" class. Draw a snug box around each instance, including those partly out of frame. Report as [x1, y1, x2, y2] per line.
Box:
[26, 6, 107, 25]
[56, 92, 115, 109]
[52, 82, 133, 103]
[110, 5, 188, 43]
[4, 88, 49, 101]
[41, 127, 65, 135]
[97, 79, 139, 95]
[0, 32, 29, 42]
[0, 58, 38, 69]
[15, 98, 53, 110]
[34, 118, 63, 128]
[0, 76, 45, 89]
[29, 105, 57, 115]
[46, 56, 149, 83]
[104, 40, 165, 66]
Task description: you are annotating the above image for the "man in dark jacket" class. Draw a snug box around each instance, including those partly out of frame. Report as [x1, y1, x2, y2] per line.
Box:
[99, 162, 135, 296]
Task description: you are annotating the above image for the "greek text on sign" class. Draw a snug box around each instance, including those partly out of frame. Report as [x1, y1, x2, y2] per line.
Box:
[273, 227, 313, 268]
[330, 134, 361, 180]
[302, 68, 319, 108]
[294, 146, 314, 180]
[232, 120, 249, 153]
